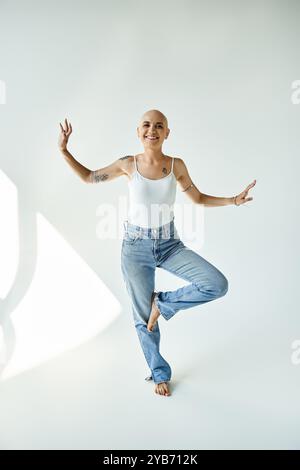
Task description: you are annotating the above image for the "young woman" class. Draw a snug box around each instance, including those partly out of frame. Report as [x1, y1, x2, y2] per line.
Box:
[58, 109, 256, 397]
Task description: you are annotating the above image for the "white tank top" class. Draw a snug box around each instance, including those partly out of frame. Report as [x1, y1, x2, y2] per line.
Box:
[127, 155, 177, 228]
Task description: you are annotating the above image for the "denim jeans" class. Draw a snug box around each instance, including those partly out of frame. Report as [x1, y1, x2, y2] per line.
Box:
[121, 218, 228, 385]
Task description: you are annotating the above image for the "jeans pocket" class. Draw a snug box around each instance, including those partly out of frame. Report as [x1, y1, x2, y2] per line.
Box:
[123, 232, 140, 245]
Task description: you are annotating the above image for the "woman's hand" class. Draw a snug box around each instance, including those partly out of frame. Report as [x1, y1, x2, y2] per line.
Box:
[235, 179, 256, 206]
[59, 118, 73, 151]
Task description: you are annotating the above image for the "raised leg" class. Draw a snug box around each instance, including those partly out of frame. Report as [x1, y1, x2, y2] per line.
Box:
[155, 242, 229, 321]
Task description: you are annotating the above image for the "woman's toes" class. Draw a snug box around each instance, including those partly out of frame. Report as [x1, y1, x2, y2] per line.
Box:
[154, 382, 171, 396]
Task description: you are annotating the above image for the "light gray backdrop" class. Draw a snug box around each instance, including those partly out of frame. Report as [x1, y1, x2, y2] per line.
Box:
[0, 0, 299, 450]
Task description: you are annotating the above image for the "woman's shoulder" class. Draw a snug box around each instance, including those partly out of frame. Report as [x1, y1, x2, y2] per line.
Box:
[119, 154, 184, 179]
[118, 155, 135, 179]
[171, 155, 185, 180]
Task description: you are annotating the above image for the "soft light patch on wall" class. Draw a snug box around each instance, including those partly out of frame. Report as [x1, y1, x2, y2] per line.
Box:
[0, 170, 18, 299]
[0, 80, 6, 104]
[1, 211, 121, 381]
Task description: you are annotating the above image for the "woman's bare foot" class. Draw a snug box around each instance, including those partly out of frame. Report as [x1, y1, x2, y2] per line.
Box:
[155, 382, 171, 396]
[147, 292, 161, 332]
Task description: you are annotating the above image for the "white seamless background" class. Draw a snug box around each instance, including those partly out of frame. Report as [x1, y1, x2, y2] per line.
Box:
[0, 0, 299, 451]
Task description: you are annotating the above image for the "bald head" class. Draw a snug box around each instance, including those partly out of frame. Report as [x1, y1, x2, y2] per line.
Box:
[137, 109, 170, 144]
[139, 109, 168, 128]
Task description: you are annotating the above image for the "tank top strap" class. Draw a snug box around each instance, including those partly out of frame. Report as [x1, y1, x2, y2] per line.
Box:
[133, 155, 137, 172]
[171, 157, 174, 173]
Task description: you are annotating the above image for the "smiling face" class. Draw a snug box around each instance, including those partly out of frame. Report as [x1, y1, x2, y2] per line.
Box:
[137, 109, 170, 149]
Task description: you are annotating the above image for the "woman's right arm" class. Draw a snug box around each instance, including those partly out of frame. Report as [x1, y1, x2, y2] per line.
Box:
[58, 118, 129, 183]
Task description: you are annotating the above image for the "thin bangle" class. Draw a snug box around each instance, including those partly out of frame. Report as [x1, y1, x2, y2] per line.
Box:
[233, 195, 239, 206]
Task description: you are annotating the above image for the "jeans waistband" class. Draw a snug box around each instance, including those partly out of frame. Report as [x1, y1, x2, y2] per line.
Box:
[123, 218, 179, 239]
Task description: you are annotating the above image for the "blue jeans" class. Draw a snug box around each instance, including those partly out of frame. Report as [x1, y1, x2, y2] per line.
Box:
[121, 218, 228, 385]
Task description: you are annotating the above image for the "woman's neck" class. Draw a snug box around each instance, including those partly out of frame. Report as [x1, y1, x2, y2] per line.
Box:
[142, 149, 165, 164]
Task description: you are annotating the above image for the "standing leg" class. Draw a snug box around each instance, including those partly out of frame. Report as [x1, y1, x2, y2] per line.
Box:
[121, 239, 172, 386]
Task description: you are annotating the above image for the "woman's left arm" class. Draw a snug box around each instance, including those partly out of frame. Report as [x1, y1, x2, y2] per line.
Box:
[175, 157, 256, 207]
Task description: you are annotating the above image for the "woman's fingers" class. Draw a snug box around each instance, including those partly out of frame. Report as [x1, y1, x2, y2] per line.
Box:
[60, 121, 66, 133]
[241, 180, 256, 198]
[245, 179, 256, 192]
[60, 123, 67, 137]
[239, 196, 253, 205]
[59, 119, 72, 136]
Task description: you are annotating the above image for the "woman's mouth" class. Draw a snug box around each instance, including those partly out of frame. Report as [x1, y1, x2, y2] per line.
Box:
[145, 136, 159, 141]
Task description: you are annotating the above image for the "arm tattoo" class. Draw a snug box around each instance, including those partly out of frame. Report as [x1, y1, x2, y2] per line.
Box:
[90, 155, 131, 183]
[182, 183, 194, 192]
[95, 172, 109, 182]
[119, 155, 132, 160]
[91, 170, 109, 183]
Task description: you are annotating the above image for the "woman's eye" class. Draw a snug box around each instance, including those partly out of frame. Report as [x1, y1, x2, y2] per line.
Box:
[143, 124, 162, 128]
